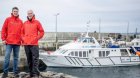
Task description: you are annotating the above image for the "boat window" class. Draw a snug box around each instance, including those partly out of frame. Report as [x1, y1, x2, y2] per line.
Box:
[89, 50, 91, 54]
[103, 51, 105, 56]
[83, 39, 88, 43]
[132, 43, 134, 46]
[99, 51, 108, 57]
[79, 51, 82, 57]
[61, 50, 68, 54]
[69, 51, 89, 57]
[82, 38, 95, 43]
[89, 38, 92, 43]
[120, 49, 129, 56]
[136, 42, 139, 46]
[89, 38, 95, 43]
[129, 49, 134, 54]
[106, 51, 110, 56]
[75, 51, 78, 56]
[58, 49, 62, 53]
[71, 52, 74, 56]
[87, 39, 90, 43]
[83, 51, 87, 57]
[99, 51, 102, 57]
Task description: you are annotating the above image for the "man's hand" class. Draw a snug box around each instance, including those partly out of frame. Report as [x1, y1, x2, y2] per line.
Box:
[2, 40, 6, 44]
[31, 37, 38, 44]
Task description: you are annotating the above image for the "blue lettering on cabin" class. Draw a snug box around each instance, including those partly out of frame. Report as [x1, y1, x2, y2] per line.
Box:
[83, 46, 96, 48]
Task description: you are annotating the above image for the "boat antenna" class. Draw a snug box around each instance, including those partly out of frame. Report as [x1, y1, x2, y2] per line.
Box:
[86, 21, 90, 37]
[98, 18, 101, 40]
[126, 21, 129, 42]
[135, 27, 137, 35]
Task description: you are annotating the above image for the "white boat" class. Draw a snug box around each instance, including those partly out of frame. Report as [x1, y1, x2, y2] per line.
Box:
[39, 33, 140, 67]
[131, 35, 140, 52]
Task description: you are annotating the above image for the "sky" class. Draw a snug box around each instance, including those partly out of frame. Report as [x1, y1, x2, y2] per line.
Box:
[0, 0, 140, 33]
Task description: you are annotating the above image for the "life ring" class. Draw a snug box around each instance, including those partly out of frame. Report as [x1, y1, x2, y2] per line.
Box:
[136, 51, 140, 56]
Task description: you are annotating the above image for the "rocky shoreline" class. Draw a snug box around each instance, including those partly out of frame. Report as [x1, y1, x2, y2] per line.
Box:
[0, 71, 78, 78]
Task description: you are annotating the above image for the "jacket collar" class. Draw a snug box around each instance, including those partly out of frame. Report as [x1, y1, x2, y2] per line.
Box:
[11, 13, 19, 19]
[27, 15, 35, 22]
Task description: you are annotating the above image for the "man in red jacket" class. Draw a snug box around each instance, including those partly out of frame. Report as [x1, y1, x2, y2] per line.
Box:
[21, 10, 44, 78]
[1, 7, 23, 78]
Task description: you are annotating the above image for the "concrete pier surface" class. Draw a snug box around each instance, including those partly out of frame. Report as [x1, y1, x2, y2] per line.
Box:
[0, 71, 78, 78]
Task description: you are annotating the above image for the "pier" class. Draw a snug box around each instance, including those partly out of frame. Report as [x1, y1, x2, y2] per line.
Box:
[0, 72, 78, 78]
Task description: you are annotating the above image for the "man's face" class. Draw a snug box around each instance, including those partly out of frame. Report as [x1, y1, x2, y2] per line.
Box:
[12, 9, 19, 17]
[27, 10, 34, 19]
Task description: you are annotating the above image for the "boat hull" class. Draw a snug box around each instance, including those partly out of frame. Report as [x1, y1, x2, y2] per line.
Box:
[39, 53, 140, 67]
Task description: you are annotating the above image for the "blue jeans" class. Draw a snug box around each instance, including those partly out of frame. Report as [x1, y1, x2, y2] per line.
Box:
[3, 44, 20, 74]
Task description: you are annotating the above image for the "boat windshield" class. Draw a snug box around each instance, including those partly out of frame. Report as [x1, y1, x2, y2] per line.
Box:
[120, 49, 129, 56]
[77, 38, 95, 43]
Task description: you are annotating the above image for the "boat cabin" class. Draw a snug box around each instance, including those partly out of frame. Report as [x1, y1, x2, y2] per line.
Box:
[55, 48, 134, 58]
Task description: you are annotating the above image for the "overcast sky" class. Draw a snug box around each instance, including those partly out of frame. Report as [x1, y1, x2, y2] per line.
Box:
[0, 0, 140, 33]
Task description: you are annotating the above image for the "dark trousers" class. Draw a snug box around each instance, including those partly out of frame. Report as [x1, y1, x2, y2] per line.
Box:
[24, 45, 40, 76]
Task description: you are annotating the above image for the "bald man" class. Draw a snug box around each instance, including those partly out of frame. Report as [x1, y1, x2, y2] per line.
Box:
[21, 10, 44, 78]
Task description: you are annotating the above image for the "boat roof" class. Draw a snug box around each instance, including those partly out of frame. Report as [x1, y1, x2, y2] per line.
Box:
[59, 36, 101, 49]
[131, 38, 140, 42]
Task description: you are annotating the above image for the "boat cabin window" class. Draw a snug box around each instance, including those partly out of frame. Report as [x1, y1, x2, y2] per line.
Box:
[106, 51, 110, 56]
[89, 50, 91, 54]
[75, 51, 78, 56]
[71, 52, 74, 56]
[99, 51, 110, 57]
[136, 42, 139, 46]
[78, 38, 95, 43]
[85, 38, 95, 43]
[60, 50, 68, 54]
[103, 51, 105, 56]
[79, 51, 82, 57]
[69, 51, 89, 58]
[99, 51, 102, 57]
[132, 43, 134, 46]
[120, 49, 129, 56]
[83, 39, 88, 43]
[83, 51, 87, 57]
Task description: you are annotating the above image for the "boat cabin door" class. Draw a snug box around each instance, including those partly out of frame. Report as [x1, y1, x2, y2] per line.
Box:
[89, 50, 94, 58]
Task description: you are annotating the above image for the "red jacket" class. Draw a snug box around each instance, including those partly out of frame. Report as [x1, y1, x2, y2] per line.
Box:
[21, 17, 44, 45]
[1, 14, 23, 45]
